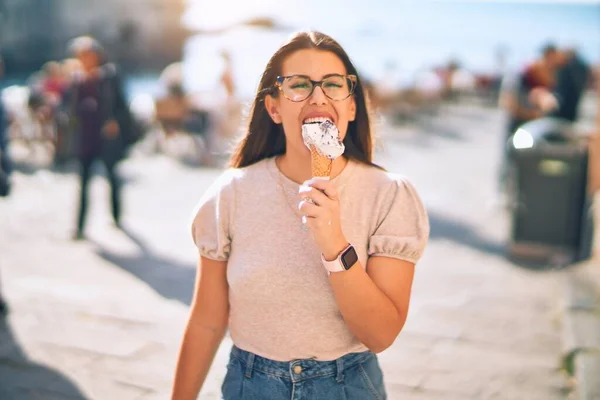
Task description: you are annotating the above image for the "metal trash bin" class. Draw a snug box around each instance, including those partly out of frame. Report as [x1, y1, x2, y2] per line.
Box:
[506, 117, 593, 266]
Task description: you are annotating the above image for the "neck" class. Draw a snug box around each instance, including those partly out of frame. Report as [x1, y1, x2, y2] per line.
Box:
[277, 152, 348, 184]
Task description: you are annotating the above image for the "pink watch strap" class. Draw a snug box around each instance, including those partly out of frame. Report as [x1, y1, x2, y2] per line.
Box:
[321, 243, 353, 274]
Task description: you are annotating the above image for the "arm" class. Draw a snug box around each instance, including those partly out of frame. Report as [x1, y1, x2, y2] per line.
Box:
[327, 250, 415, 353]
[103, 66, 137, 141]
[498, 72, 543, 121]
[300, 178, 423, 353]
[499, 91, 542, 121]
[171, 256, 229, 400]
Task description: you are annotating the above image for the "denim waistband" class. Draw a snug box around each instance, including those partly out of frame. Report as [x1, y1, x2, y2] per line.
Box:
[230, 345, 374, 383]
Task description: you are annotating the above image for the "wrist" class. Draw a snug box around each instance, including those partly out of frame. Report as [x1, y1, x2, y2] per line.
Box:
[322, 237, 350, 261]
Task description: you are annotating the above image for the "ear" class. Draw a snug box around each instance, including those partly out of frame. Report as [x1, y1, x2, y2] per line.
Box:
[348, 96, 357, 122]
[265, 95, 282, 124]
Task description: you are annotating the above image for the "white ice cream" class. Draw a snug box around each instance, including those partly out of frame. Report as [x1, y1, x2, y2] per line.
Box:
[301, 120, 345, 159]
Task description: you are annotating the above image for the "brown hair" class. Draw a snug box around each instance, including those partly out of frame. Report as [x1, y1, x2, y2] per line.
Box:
[229, 31, 378, 169]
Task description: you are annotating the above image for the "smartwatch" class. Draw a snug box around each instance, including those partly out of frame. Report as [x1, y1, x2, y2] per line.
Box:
[321, 244, 358, 274]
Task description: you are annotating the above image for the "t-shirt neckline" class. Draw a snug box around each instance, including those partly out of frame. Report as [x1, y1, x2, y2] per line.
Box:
[266, 156, 357, 191]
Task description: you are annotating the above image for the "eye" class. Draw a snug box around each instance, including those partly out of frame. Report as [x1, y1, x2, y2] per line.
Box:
[324, 81, 343, 88]
[290, 82, 311, 89]
[324, 76, 345, 88]
[286, 76, 311, 90]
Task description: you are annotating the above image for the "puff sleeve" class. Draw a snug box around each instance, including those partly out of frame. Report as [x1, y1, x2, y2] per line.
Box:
[368, 176, 429, 264]
[190, 170, 237, 261]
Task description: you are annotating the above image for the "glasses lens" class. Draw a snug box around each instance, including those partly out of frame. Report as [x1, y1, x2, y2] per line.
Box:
[322, 75, 352, 101]
[282, 76, 313, 101]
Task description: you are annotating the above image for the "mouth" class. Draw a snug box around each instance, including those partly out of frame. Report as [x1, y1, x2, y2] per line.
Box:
[302, 116, 334, 125]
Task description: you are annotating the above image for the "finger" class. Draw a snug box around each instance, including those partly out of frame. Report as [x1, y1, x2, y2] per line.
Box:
[307, 179, 338, 200]
[298, 201, 323, 218]
[298, 187, 330, 206]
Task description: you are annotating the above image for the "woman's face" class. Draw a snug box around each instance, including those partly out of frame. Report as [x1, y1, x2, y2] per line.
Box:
[266, 49, 356, 157]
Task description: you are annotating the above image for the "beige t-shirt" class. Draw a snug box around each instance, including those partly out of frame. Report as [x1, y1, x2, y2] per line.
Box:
[191, 157, 429, 361]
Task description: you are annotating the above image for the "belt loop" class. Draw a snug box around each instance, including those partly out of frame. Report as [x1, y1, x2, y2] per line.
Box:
[336, 357, 344, 383]
[245, 352, 255, 379]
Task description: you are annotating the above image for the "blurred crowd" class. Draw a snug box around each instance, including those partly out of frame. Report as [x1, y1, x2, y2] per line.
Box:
[365, 57, 504, 121]
[0, 40, 242, 180]
[0, 34, 245, 243]
[0, 37, 597, 202]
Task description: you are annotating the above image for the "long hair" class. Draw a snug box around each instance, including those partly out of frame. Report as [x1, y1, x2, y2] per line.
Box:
[229, 31, 378, 169]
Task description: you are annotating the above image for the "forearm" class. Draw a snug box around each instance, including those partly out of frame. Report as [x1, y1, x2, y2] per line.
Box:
[328, 264, 405, 352]
[509, 103, 541, 121]
[171, 319, 227, 400]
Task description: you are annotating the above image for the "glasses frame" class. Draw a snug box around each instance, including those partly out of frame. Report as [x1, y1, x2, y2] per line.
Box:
[274, 74, 358, 102]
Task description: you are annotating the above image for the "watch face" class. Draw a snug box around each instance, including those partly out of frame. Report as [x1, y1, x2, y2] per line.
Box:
[341, 246, 358, 270]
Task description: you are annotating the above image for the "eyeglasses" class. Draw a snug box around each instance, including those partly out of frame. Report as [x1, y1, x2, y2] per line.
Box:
[274, 74, 357, 102]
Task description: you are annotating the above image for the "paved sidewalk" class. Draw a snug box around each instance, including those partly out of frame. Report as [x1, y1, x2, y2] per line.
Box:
[0, 103, 571, 399]
[560, 194, 600, 399]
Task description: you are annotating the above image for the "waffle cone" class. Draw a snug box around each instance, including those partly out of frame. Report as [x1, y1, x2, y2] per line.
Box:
[310, 145, 333, 178]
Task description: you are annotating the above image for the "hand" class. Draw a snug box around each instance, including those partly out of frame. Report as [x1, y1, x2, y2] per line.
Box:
[102, 119, 120, 138]
[298, 178, 349, 261]
[528, 87, 559, 113]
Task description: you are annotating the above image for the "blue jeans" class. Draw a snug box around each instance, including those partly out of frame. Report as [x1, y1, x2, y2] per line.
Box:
[222, 345, 387, 400]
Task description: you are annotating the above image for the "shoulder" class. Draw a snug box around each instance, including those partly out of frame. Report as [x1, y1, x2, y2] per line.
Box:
[350, 161, 425, 214]
[100, 63, 118, 78]
[238, 158, 271, 178]
[201, 167, 244, 200]
[201, 158, 270, 199]
[351, 161, 417, 194]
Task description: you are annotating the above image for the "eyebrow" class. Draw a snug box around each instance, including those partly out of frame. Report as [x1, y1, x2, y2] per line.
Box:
[283, 73, 346, 80]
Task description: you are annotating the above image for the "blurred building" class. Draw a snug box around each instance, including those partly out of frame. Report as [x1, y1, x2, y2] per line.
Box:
[0, 0, 187, 73]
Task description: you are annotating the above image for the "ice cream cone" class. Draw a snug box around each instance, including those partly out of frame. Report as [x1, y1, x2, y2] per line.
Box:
[310, 145, 333, 178]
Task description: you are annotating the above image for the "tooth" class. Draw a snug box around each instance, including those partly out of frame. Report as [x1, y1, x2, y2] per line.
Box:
[303, 117, 332, 124]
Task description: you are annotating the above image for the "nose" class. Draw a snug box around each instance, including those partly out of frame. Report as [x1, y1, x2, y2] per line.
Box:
[308, 85, 328, 105]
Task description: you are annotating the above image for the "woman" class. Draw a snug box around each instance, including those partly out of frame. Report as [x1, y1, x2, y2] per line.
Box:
[172, 31, 429, 400]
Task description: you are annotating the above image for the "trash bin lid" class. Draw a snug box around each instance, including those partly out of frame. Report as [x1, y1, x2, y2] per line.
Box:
[510, 117, 586, 152]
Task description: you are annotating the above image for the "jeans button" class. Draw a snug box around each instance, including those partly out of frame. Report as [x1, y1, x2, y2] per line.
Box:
[293, 365, 302, 374]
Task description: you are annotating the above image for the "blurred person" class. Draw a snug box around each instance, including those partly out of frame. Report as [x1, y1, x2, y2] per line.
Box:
[155, 62, 209, 138]
[154, 62, 212, 163]
[370, 60, 404, 111]
[0, 54, 11, 184]
[155, 80, 192, 136]
[53, 58, 83, 166]
[217, 49, 242, 134]
[0, 55, 8, 313]
[525, 48, 591, 123]
[26, 62, 68, 148]
[438, 59, 460, 100]
[206, 49, 243, 165]
[172, 31, 429, 400]
[0, 290, 6, 315]
[548, 49, 591, 122]
[500, 43, 559, 129]
[219, 50, 236, 100]
[0, 265, 7, 313]
[41, 61, 69, 104]
[64, 36, 136, 240]
[497, 43, 560, 190]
